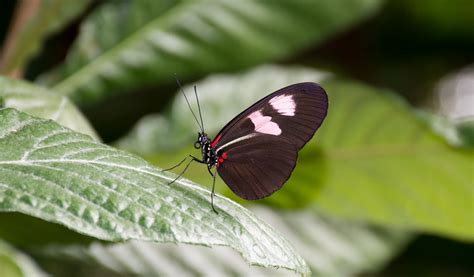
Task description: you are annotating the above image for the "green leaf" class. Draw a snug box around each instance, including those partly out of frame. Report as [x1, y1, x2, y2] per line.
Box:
[0, 240, 46, 277]
[39, 0, 382, 104]
[0, 213, 94, 247]
[316, 79, 473, 241]
[0, 76, 99, 140]
[0, 0, 93, 74]
[415, 110, 465, 148]
[38, 208, 410, 276]
[0, 108, 309, 275]
[456, 118, 474, 148]
[118, 65, 474, 241]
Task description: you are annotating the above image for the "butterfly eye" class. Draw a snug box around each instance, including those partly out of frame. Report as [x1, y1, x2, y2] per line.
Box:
[194, 141, 201, 149]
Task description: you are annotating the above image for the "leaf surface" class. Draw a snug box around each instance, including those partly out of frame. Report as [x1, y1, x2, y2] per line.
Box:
[0, 76, 98, 140]
[0, 108, 309, 275]
[0, 240, 46, 277]
[38, 208, 410, 276]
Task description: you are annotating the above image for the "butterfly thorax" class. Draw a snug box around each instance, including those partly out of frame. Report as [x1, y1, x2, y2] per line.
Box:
[196, 132, 218, 168]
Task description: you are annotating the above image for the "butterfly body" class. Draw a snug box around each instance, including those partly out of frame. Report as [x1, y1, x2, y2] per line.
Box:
[195, 132, 218, 169]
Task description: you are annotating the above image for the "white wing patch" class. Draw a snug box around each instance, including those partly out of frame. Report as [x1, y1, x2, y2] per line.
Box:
[216, 133, 256, 153]
[248, 110, 281, 135]
[269, 94, 296, 116]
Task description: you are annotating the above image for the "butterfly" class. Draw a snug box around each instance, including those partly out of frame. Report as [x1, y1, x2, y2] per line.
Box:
[165, 81, 328, 213]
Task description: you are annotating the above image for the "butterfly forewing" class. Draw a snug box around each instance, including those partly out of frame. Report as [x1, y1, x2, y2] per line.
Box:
[212, 82, 328, 199]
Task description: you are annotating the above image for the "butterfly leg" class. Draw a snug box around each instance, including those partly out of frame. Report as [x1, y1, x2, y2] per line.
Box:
[210, 166, 218, 214]
[162, 155, 203, 172]
[206, 166, 214, 176]
[166, 155, 204, 185]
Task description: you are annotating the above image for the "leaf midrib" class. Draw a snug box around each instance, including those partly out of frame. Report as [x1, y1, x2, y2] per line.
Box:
[0, 158, 181, 188]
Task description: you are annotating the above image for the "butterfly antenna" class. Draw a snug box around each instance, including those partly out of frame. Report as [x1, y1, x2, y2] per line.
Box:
[175, 75, 203, 132]
[194, 85, 205, 132]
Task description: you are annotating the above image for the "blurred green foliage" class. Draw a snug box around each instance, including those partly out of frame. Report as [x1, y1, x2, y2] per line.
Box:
[0, 240, 45, 277]
[392, 0, 474, 38]
[39, 0, 381, 105]
[0, 76, 98, 139]
[0, 0, 92, 75]
[0, 0, 472, 276]
[457, 120, 474, 148]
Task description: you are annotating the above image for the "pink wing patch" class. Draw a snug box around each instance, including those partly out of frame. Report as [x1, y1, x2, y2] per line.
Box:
[248, 110, 281, 135]
[269, 94, 296, 116]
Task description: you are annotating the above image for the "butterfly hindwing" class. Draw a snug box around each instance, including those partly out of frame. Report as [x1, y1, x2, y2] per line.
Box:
[216, 135, 297, 200]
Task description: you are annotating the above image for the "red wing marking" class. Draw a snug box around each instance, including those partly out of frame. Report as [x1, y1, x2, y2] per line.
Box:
[217, 151, 228, 167]
[211, 134, 222, 148]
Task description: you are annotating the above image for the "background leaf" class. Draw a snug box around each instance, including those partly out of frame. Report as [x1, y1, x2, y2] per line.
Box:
[118, 65, 474, 241]
[0, 0, 93, 75]
[0, 76, 98, 140]
[0, 240, 46, 277]
[0, 108, 309, 275]
[316, 79, 473, 241]
[38, 0, 382, 105]
[34, 208, 411, 276]
[456, 118, 474, 148]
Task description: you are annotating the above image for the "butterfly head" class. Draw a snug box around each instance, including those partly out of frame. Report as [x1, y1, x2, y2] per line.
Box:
[194, 132, 209, 149]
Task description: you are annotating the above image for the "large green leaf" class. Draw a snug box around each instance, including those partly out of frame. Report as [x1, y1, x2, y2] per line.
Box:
[0, 240, 46, 277]
[39, 0, 381, 104]
[37, 208, 410, 276]
[0, 76, 98, 140]
[118, 65, 474, 241]
[0, 0, 93, 74]
[315, 80, 473, 241]
[0, 108, 309, 275]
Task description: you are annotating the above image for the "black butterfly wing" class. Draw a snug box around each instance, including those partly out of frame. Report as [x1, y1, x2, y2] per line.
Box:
[211, 82, 328, 200]
[217, 135, 298, 200]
